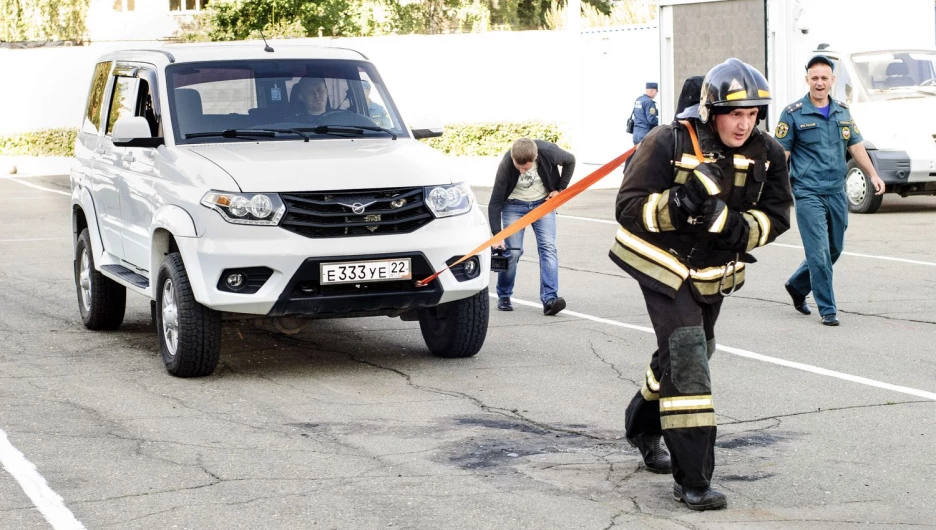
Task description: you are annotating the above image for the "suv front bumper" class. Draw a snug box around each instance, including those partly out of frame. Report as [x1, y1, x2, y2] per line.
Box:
[175, 208, 491, 317]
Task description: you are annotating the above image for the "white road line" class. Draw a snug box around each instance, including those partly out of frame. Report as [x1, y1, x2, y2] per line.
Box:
[0, 428, 86, 530]
[0, 238, 69, 243]
[495, 294, 936, 402]
[6, 179, 70, 196]
[478, 203, 936, 268]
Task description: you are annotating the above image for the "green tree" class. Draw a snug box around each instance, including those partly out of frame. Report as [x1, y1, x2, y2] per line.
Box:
[0, 0, 88, 42]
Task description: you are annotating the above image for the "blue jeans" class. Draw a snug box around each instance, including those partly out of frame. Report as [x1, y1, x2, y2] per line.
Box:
[496, 199, 559, 305]
[787, 191, 848, 317]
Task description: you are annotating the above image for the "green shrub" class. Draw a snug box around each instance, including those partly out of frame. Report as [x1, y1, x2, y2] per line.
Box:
[0, 128, 77, 156]
[421, 121, 567, 156]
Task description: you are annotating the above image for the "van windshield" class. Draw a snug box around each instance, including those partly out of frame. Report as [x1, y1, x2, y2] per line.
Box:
[851, 51, 936, 94]
[166, 59, 406, 144]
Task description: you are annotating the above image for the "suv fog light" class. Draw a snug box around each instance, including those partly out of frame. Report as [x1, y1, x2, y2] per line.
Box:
[463, 257, 480, 279]
[225, 272, 246, 290]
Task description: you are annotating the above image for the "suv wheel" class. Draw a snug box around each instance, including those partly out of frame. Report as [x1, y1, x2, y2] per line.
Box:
[845, 160, 883, 214]
[156, 253, 221, 377]
[418, 288, 489, 358]
[75, 228, 126, 330]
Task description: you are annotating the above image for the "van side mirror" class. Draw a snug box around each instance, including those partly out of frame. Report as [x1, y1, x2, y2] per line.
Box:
[113, 116, 164, 148]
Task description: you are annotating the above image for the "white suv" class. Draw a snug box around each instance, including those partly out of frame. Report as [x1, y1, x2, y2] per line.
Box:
[71, 43, 491, 377]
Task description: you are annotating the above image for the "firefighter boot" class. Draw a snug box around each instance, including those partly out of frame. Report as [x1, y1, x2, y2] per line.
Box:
[627, 433, 672, 474]
[673, 484, 728, 511]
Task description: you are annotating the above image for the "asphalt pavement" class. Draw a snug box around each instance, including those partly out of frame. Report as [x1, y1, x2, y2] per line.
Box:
[1, 173, 935, 529]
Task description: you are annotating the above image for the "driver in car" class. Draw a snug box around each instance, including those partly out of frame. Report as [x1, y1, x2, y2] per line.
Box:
[293, 77, 329, 122]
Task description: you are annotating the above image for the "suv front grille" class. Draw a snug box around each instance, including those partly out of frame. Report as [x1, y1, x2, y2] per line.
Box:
[279, 187, 434, 238]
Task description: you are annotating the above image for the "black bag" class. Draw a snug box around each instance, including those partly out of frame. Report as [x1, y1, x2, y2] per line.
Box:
[625, 113, 635, 134]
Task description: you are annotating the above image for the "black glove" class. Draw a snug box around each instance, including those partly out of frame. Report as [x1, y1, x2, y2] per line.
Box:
[702, 199, 748, 251]
[671, 163, 723, 217]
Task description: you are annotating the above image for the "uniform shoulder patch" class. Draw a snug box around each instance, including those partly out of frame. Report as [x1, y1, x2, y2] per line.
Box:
[785, 102, 803, 114]
[835, 99, 849, 109]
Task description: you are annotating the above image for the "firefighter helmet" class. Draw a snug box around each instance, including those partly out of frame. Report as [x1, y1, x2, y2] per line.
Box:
[699, 58, 772, 123]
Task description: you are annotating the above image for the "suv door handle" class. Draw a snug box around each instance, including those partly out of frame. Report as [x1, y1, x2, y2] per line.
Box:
[94, 147, 106, 155]
[123, 151, 135, 163]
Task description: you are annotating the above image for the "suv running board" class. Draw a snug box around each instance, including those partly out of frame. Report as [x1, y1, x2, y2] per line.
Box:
[101, 264, 150, 289]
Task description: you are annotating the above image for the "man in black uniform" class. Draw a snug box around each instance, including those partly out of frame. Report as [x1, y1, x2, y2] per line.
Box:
[610, 59, 793, 510]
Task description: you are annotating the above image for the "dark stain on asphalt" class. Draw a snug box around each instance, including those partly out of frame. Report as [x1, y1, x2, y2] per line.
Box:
[447, 415, 633, 470]
[455, 417, 552, 435]
[720, 473, 776, 482]
[716, 432, 790, 449]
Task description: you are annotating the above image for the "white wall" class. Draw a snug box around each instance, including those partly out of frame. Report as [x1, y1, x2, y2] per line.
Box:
[0, 27, 659, 164]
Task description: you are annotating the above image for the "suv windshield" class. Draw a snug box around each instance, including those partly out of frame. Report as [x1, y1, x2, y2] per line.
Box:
[166, 59, 406, 144]
[851, 51, 936, 94]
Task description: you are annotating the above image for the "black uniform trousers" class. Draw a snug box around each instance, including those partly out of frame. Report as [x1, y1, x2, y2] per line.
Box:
[625, 281, 723, 488]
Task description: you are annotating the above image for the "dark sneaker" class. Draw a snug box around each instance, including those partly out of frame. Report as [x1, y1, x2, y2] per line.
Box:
[626, 434, 672, 474]
[543, 297, 566, 316]
[821, 313, 840, 326]
[784, 284, 811, 315]
[673, 484, 728, 511]
[497, 297, 513, 311]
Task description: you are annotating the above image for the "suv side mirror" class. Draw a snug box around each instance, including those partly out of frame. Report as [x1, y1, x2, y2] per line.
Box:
[411, 126, 444, 140]
[113, 116, 164, 148]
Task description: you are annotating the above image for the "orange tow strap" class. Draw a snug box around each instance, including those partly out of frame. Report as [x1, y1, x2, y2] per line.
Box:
[415, 146, 637, 287]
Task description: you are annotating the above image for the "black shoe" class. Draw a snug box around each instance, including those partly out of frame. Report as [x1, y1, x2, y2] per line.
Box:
[626, 434, 672, 474]
[543, 297, 566, 316]
[673, 484, 727, 511]
[821, 314, 840, 326]
[784, 284, 811, 315]
[497, 297, 513, 311]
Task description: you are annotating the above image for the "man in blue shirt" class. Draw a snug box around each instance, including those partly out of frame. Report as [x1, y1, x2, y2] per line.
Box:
[775, 55, 884, 326]
[631, 82, 659, 144]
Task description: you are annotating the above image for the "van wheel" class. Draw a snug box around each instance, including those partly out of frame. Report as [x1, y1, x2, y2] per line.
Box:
[845, 160, 883, 214]
[418, 288, 489, 358]
[156, 253, 221, 377]
[75, 228, 126, 330]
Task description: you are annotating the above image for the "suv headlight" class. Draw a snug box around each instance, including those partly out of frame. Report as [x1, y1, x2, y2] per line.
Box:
[201, 191, 286, 226]
[424, 182, 474, 218]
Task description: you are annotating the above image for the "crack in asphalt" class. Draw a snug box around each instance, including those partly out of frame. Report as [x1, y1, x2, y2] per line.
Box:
[588, 339, 640, 387]
[720, 399, 933, 426]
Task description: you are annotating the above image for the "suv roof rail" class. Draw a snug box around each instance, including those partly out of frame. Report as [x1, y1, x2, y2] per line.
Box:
[328, 46, 368, 60]
[119, 49, 176, 63]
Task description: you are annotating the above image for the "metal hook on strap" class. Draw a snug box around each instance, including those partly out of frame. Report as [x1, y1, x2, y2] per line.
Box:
[718, 255, 740, 297]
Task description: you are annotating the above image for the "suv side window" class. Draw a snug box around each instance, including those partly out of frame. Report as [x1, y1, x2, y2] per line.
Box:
[83, 61, 112, 134]
[105, 76, 141, 136]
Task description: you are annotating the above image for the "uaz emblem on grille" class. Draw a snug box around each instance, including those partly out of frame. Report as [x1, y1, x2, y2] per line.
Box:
[339, 201, 376, 215]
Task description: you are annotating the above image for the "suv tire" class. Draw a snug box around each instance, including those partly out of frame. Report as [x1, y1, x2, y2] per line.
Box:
[75, 228, 126, 330]
[156, 253, 221, 377]
[845, 159, 883, 214]
[418, 288, 489, 358]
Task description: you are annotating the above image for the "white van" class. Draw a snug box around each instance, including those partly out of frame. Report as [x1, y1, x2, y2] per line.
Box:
[71, 43, 492, 377]
[819, 47, 936, 213]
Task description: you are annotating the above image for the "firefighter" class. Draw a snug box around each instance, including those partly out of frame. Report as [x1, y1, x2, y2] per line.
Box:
[609, 58, 793, 510]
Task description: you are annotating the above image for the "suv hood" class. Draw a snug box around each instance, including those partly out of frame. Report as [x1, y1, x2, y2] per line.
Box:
[182, 139, 454, 192]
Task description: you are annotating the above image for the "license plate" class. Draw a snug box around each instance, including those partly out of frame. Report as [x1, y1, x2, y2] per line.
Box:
[320, 258, 412, 285]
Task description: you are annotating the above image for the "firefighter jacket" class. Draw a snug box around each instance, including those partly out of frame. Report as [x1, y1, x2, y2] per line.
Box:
[610, 119, 793, 301]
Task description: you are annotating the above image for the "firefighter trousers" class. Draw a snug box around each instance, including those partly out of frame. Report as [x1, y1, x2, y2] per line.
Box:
[625, 282, 723, 488]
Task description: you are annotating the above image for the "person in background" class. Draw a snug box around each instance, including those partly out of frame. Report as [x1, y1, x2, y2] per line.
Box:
[776, 55, 884, 326]
[632, 82, 660, 144]
[489, 138, 575, 316]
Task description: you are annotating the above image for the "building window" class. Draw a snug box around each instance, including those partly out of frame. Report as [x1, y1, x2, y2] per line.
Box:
[112, 0, 135, 11]
[169, 0, 208, 11]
